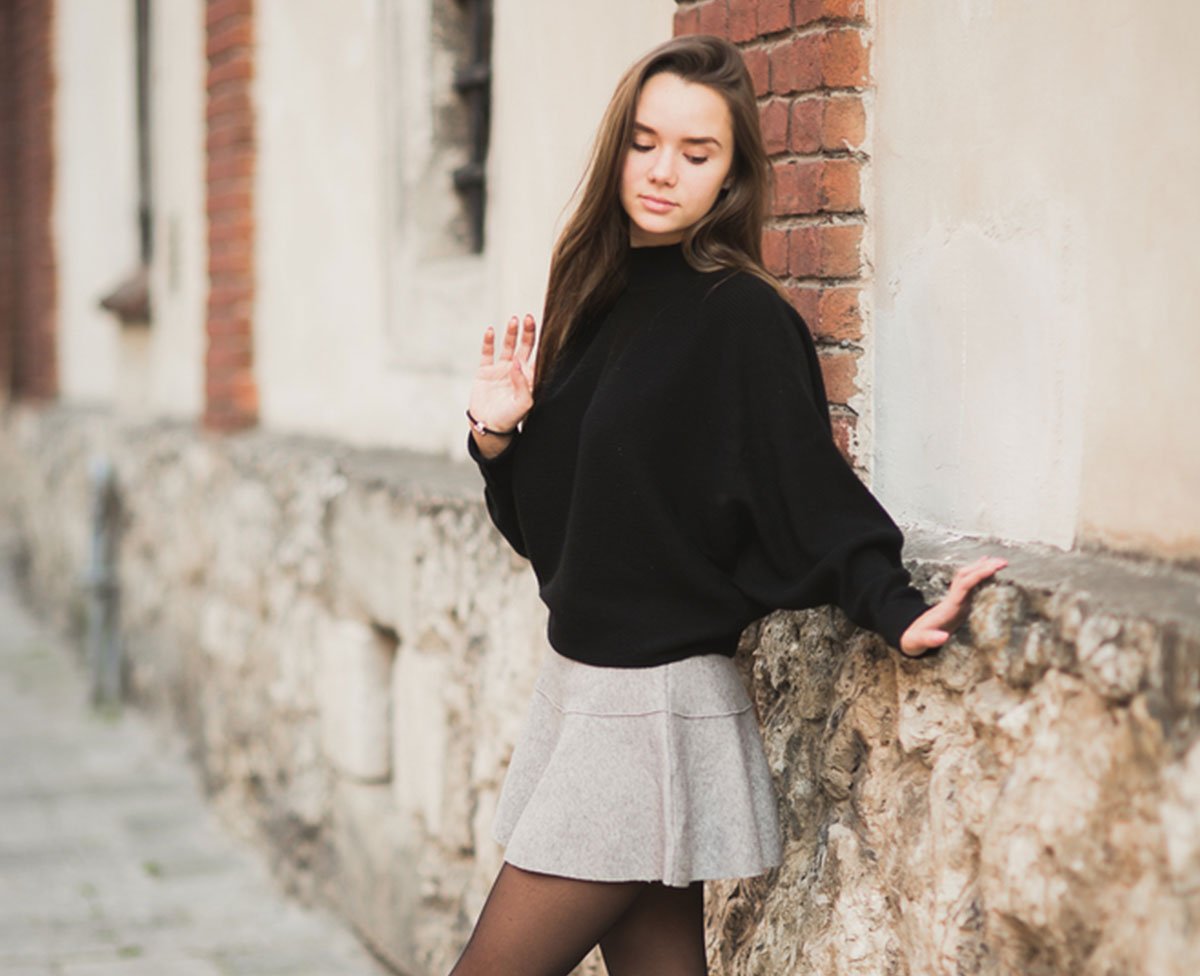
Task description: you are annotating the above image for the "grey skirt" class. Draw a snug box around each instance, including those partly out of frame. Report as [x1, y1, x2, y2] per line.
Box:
[492, 647, 783, 888]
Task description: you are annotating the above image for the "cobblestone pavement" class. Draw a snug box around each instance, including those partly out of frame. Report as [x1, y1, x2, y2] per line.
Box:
[0, 564, 397, 976]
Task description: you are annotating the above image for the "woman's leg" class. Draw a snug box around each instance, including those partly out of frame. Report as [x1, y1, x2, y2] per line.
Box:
[599, 881, 707, 976]
[449, 861, 648, 976]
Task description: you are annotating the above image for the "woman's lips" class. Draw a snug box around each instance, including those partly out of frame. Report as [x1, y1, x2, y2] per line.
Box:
[639, 194, 677, 214]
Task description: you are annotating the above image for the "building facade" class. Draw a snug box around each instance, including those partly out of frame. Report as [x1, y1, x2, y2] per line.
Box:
[2, 1, 1199, 973]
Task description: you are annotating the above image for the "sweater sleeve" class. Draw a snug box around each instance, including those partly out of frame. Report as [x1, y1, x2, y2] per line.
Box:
[466, 429, 528, 558]
[699, 280, 930, 650]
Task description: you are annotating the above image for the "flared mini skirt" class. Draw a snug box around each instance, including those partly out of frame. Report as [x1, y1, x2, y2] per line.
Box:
[492, 647, 784, 888]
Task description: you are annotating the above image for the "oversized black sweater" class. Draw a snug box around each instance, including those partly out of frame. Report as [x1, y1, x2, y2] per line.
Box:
[467, 242, 930, 667]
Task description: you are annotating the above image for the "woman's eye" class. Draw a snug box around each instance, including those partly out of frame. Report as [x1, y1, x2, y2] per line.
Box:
[685, 155, 709, 165]
[631, 142, 653, 153]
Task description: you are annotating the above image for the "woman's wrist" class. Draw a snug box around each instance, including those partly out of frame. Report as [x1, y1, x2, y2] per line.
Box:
[466, 407, 517, 437]
[469, 425, 515, 460]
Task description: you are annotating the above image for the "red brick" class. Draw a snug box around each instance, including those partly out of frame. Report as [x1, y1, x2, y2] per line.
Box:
[789, 96, 823, 152]
[822, 28, 869, 88]
[205, 21, 253, 60]
[772, 160, 860, 217]
[821, 157, 861, 212]
[206, 153, 253, 184]
[727, 0, 758, 43]
[674, 5, 702, 36]
[828, 0, 866, 21]
[205, 0, 257, 431]
[818, 350, 859, 404]
[817, 287, 863, 341]
[205, 88, 251, 121]
[205, 0, 249, 31]
[772, 159, 822, 216]
[757, 0, 792, 35]
[783, 285, 863, 342]
[205, 340, 253, 371]
[761, 227, 788, 276]
[208, 220, 254, 250]
[760, 98, 789, 155]
[822, 223, 864, 277]
[205, 313, 253, 337]
[207, 285, 253, 311]
[787, 227, 820, 277]
[207, 53, 253, 88]
[205, 123, 254, 153]
[823, 95, 866, 149]
[830, 412, 856, 461]
[795, 0, 866, 27]
[697, 0, 729, 37]
[742, 45, 769, 97]
[787, 223, 863, 278]
[231, 371, 259, 415]
[770, 34, 821, 95]
[209, 250, 253, 276]
[785, 285, 820, 329]
[793, 0, 822, 25]
[206, 189, 252, 216]
[3, 0, 59, 398]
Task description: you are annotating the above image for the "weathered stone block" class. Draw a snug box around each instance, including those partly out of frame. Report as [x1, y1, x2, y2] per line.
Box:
[392, 644, 452, 831]
[317, 616, 394, 782]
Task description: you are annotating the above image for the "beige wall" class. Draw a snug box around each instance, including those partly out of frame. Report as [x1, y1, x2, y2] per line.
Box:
[872, 0, 1200, 559]
[53, 0, 138, 405]
[253, 0, 674, 453]
[146, 0, 207, 418]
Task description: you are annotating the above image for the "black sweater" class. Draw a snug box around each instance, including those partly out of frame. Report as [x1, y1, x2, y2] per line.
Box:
[468, 242, 930, 667]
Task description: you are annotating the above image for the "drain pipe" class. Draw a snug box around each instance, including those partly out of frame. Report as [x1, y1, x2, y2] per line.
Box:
[83, 456, 122, 706]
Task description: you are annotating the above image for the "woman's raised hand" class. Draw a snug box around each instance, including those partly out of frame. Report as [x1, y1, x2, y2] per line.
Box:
[468, 314, 537, 453]
[898, 556, 1009, 657]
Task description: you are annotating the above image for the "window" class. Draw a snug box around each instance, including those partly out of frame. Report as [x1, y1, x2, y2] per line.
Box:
[450, 0, 491, 253]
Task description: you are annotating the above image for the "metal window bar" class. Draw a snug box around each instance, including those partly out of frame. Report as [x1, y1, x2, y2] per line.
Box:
[452, 0, 491, 253]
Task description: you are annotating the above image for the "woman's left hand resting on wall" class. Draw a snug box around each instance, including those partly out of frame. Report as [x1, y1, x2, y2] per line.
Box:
[898, 555, 1008, 657]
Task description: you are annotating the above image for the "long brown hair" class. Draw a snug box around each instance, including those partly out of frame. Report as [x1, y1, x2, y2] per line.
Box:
[533, 34, 779, 397]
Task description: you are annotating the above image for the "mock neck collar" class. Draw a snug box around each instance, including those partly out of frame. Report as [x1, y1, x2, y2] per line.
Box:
[625, 241, 690, 286]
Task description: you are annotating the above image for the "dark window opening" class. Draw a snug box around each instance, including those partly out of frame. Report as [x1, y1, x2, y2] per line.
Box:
[451, 0, 491, 254]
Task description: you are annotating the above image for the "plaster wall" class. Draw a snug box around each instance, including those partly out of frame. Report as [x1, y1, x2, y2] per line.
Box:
[253, 0, 673, 453]
[145, 0, 207, 419]
[872, 0, 1200, 559]
[52, 0, 138, 405]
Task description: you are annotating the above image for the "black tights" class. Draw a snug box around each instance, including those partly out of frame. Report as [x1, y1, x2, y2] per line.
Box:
[449, 862, 707, 976]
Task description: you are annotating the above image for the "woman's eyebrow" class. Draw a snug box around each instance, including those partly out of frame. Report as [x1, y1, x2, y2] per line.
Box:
[633, 121, 722, 149]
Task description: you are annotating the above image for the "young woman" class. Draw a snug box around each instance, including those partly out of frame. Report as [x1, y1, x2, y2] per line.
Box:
[456, 34, 1005, 976]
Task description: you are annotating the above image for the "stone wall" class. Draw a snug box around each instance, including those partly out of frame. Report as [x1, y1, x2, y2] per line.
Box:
[3, 403, 1198, 975]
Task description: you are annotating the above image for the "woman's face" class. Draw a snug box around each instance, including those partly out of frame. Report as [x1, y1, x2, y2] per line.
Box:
[619, 72, 734, 248]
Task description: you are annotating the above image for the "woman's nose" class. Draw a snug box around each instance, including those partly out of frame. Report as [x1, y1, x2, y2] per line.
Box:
[649, 153, 677, 185]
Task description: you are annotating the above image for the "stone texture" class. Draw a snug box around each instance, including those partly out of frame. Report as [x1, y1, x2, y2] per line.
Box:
[2, 403, 1199, 975]
[0, 539, 390, 976]
[317, 617, 394, 782]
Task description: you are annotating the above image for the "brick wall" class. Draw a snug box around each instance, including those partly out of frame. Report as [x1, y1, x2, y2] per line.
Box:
[0, 0, 58, 401]
[675, 0, 870, 462]
[204, 0, 258, 431]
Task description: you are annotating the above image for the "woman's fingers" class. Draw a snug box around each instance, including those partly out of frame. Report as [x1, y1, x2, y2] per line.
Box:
[499, 316, 520, 360]
[478, 326, 495, 367]
[950, 557, 1008, 600]
[899, 556, 1007, 656]
[516, 314, 537, 363]
[480, 315, 535, 368]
